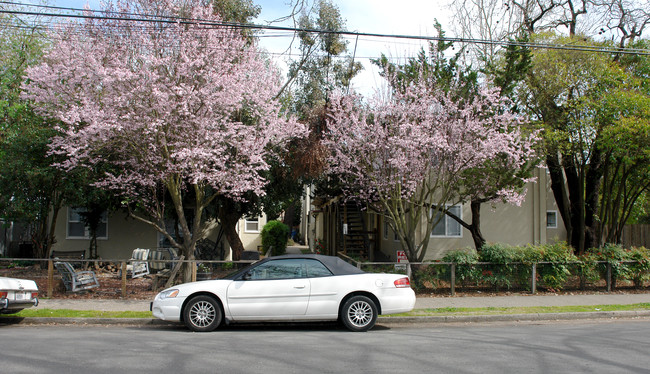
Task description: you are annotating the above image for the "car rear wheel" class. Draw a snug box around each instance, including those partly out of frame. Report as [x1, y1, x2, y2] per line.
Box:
[341, 295, 377, 332]
[183, 295, 222, 332]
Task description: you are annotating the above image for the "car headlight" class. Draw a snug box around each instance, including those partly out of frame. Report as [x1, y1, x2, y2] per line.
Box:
[157, 289, 179, 300]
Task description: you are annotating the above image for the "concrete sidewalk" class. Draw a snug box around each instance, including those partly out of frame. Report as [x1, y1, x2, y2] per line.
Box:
[36, 292, 650, 312]
[414, 292, 650, 309]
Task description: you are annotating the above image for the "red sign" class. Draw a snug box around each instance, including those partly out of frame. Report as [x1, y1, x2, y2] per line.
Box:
[396, 250, 408, 263]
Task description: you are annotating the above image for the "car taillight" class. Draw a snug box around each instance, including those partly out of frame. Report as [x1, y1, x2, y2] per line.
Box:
[31, 292, 38, 299]
[394, 277, 411, 288]
[0, 291, 7, 298]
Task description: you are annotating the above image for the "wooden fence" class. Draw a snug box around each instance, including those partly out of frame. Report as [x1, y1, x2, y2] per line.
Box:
[622, 224, 650, 248]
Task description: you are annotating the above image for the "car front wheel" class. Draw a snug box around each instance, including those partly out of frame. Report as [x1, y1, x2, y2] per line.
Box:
[183, 295, 222, 332]
[341, 295, 377, 332]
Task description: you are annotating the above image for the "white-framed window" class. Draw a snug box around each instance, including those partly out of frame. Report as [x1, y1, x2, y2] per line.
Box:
[67, 208, 108, 239]
[383, 219, 400, 241]
[547, 210, 558, 228]
[244, 216, 260, 233]
[431, 204, 462, 238]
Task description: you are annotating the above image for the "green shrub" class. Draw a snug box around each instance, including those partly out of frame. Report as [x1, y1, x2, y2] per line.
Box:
[626, 247, 650, 288]
[261, 220, 290, 256]
[584, 244, 630, 288]
[477, 243, 578, 291]
[575, 251, 601, 287]
[479, 243, 521, 290]
[534, 242, 577, 291]
[480, 243, 519, 263]
[411, 264, 440, 291]
[582, 245, 650, 288]
[361, 264, 395, 274]
[440, 249, 480, 285]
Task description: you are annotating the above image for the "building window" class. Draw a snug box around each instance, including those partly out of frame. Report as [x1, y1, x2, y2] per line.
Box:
[67, 208, 108, 239]
[244, 216, 260, 233]
[547, 211, 558, 228]
[383, 219, 401, 241]
[158, 209, 194, 247]
[431, 205, 462, 238]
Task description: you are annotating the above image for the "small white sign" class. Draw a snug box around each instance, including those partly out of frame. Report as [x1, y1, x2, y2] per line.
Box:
[343, 224, 348, 235]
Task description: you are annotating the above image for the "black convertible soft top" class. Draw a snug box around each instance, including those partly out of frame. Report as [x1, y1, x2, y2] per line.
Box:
[302, 254, 365, 275]
[225, 254, 365, 279]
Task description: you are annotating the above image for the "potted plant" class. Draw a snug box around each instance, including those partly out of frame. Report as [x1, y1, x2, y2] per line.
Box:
[196, 263, 212, 281]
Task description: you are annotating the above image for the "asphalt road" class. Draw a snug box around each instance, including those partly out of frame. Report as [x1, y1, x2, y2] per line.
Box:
[2, 319, 650, 373]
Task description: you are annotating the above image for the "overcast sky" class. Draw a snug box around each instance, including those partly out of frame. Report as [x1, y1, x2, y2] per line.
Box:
[42, 0, 452, 95]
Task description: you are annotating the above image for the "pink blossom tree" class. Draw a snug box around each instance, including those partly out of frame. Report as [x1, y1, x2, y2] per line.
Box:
[324, 73, 537, 262]
[24, 0, 307, 279]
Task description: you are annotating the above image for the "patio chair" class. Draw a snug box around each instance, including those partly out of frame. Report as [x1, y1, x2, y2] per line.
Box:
[149, 249, 168, 273]
[54, 261, 100, 292]
[124, 248, 150, 278]
[149, 248, 181, 271]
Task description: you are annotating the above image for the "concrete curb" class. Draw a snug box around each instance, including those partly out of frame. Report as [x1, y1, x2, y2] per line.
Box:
[0, 317, 172, 326]
[3, 310, 650, 327]
[377, 310, 650, 324]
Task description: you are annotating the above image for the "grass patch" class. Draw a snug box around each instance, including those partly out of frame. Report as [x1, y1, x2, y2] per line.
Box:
[388, 303, 650, 317]
[5, 303, 650, 319]
[9, 309, 153, 319]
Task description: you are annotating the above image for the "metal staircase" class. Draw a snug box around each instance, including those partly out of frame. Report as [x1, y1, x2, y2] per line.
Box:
[340, 201, 370, 260]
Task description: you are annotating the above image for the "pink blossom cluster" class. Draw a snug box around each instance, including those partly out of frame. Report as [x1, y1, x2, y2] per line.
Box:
[324, 73, 538, 207]
[23, 0, 307, 202]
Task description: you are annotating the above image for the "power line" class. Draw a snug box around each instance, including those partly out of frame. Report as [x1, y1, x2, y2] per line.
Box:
[2, 22, 396, 62]
[1, 2, 649, 56]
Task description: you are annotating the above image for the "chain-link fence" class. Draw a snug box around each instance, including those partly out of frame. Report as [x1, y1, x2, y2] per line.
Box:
[356, 260, 649, 295]
[2, 255, 648, 299]
[0, 257, 255, 299]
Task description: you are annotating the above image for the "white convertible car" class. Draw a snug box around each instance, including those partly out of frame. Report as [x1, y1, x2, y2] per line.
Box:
[151, 254, 415, 332]
[0, 276, 39, 314]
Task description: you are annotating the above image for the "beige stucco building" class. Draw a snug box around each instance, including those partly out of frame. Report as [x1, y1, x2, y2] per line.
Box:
[50, 209, 268, 261]
[308, 168, 567, 262]
[49, 168, 566, 262]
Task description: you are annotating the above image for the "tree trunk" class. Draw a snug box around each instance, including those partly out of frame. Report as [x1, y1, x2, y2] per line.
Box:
[546, 153, 573, 249]
[469, 200, 486, 251]
[564, 161, 586, 255]
[33, 198, 52, 259]
[89, 232, 98, 260]
[283, 202, 296, 227]
[180, 244, 196, 283]
[218, 205, 245, 261]
[47, 200, 62, 258]
[584, 147, 603, 249]
[443, 201, 485, 251]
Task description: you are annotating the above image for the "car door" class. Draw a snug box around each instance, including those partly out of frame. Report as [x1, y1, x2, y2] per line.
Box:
[226, 258, 310, 320]
[303, 259, 340, 316]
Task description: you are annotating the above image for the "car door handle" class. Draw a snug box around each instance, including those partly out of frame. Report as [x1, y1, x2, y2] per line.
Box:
[294, 285, 306, 289]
